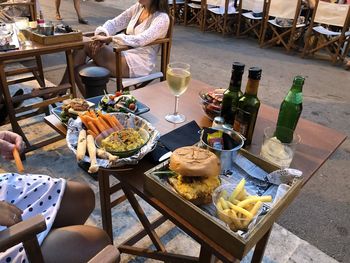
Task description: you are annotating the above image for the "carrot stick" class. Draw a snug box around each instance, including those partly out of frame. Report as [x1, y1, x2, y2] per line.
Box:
[13, 148, 24, 173]
[99, 117, 111, 130]
[93, 118, 107, 133]
[100, 114, 114, 128]
[87, 121, 99, 135]
[89, 110, 97, 118]
[79, 115, 90, 128]
[87, 129, 97, 138]
[111, 116, 124, 130]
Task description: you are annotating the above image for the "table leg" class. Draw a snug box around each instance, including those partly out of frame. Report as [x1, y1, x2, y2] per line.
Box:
[0, 62, 30, 147]
[65, 50, 77, 98]
[122, 185, 166, 252]
[98, 169, 113, 240]
[199, 246, 215, 263]
[251, 227, 272, 263]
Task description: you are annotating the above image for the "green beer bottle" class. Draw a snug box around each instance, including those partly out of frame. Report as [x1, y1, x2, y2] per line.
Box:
[233, 67, 262, 146]
[220, 62, 245, 125]
[275, 76, 305, 143]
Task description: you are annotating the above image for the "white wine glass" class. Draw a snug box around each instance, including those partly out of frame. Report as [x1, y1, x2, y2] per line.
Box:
[165, 62, 191, 124]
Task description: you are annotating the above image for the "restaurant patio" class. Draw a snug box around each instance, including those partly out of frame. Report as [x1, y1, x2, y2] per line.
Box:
[0, 0, 349, 262]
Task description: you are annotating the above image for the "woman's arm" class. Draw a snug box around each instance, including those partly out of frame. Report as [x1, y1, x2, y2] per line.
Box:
[94, 3, 139, 36]
[112, 13, 170, 47]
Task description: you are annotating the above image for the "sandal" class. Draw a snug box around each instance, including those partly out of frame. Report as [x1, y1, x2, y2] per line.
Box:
[78, 18, 88, 24]
[56, 13, 62, 20]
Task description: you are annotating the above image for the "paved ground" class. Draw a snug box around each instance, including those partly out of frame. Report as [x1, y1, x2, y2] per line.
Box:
[1, 0, 349, 262]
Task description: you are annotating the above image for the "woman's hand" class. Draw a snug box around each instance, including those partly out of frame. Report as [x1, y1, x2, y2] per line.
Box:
[89, 35, 113, 56]
[0, 201, 23, 227]
[0, 131, 24, 160]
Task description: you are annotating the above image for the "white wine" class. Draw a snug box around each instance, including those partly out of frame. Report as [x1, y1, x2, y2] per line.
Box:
[166, 68, 191, 96]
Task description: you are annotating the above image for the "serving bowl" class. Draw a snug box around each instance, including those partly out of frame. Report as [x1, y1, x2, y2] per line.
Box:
[95, 126, 150, 158]
[199, 89, 224, 120]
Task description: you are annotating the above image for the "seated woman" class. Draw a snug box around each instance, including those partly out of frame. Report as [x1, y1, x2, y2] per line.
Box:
[0, 131, 112, 263]
[60, 0, 170, 96]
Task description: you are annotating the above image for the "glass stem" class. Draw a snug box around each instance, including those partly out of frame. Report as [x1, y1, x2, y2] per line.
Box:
[174, 95, 179, 116]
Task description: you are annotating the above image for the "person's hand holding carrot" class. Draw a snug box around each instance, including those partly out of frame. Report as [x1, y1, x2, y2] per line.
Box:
[0, 131, 23, 160]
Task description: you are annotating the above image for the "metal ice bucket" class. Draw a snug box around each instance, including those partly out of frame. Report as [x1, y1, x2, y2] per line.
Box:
[199, 127, 244, 174]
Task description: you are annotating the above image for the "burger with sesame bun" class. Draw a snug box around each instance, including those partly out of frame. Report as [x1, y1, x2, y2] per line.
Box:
[168, 146, 221, 205]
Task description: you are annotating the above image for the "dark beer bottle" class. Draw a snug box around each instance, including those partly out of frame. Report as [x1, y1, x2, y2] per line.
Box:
[233, 67, 262, 146]
[275, 76, 305, 143]
[220, 62, 245, 125]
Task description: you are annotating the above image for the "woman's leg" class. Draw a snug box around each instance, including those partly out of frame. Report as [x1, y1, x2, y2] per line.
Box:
[60, 42, 91, 96]
[87, 45, 130, 78]
[41, 225, 112, 263]
[61, 43, 129, 97]
[74, 0, 88, 24]
[52, 181, 95, 228]
[55, 0, 62, 20]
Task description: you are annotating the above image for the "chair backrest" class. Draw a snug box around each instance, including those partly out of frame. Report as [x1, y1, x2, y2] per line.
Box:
[268, 0, 299, 19]
[207, 0, 235, 8]
[241, 0, 264, 12]
[314, 1, 350, 27]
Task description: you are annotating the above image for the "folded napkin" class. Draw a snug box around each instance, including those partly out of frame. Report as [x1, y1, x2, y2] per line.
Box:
[146, 120, 201, 164]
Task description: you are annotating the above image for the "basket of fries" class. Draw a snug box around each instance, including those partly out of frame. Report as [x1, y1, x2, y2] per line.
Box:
[212, 179, 272, 232]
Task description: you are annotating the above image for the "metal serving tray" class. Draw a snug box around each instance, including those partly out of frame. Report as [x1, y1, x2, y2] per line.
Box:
[144, 149, 303, 259]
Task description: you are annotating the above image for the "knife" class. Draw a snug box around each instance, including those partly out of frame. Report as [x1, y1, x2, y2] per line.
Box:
[158, 151, 172, 162]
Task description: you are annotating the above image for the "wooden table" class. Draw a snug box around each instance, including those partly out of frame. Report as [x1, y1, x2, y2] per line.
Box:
[0, 36, 85, 153]
[44, 79, 346, 262]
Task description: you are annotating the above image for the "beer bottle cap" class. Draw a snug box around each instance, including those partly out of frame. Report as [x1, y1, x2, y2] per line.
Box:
[248, 67, 262, 80]
[232, 62, 245, 73]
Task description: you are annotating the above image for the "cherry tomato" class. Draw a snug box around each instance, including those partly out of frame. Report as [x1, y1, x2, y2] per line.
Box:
[115, 91, 123, 97]
[128, 103, 136, 111]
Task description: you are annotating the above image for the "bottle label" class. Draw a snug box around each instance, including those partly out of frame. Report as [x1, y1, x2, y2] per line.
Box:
[285, 92, 302, 104]
[233, 109, 250, 138]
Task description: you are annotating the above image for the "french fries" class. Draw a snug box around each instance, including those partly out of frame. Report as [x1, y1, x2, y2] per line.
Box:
[216, 179, 272, 231]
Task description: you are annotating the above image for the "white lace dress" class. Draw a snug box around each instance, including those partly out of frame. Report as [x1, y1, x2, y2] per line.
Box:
[0, 173, 66, 263]
[95, 3, 170, 77]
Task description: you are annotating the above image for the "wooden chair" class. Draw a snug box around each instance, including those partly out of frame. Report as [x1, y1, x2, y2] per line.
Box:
[169, 0, 186, 23]
[0, 0, 37, 21]
[260, 0, 306, 52]
[203, 0, 239, 34]
[183, 0, 206, 29]
[113, 15, 174, 91]
[236, 0, 266, 41]
[302, 0, 350, 64]
[0, 215, 120, 263]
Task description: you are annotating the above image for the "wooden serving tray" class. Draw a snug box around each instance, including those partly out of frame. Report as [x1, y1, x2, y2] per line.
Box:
[26, 29, 82, 45]
[144, 149, 303, 260]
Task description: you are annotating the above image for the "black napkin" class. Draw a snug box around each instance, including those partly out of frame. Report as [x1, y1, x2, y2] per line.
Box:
[146, 120, 201, 164]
